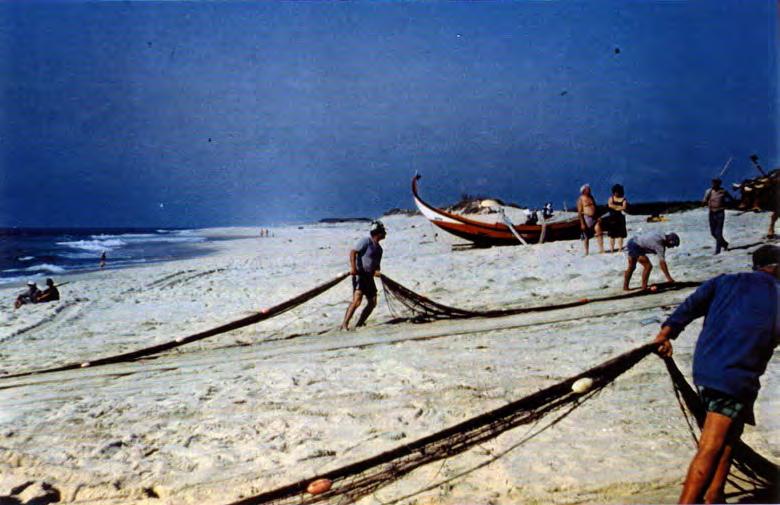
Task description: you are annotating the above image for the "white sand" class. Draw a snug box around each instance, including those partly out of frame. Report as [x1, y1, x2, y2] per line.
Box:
[0, 208, 776, 504]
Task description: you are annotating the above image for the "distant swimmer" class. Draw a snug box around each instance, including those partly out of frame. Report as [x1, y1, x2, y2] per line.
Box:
[36, 278, 60, 303]
[653, 245, 779, 504]
[623, 232, 680, 291]
[576, 184, 604, 256]
[341, 221, 386, 331]
[14, 281, 40, 309]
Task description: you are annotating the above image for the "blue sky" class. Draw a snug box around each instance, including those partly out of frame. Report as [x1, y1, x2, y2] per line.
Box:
[0, 1, 776, 227]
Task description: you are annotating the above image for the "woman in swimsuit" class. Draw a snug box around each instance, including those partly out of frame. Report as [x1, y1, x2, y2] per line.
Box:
[606, 184, 628, 253]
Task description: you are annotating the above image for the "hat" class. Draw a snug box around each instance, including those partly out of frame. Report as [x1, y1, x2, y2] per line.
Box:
[580, 184, 591, 194]
[752, 245, 780, 270]
[665, 233, 680, 247]
[370, 220, 386, 235]
[27, 280, 36, 286]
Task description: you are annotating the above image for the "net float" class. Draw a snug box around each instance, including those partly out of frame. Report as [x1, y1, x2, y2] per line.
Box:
[571, 377, 594, 394]
[307, 478, 332, 495]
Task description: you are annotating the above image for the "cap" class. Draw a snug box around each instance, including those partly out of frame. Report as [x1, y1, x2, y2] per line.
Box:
[665, 233, 680, 247]
[370, 220, 386, 235]
[27, 280, 35, 286]
[753, 244, 780, 270]
[580, 184, 591, 194]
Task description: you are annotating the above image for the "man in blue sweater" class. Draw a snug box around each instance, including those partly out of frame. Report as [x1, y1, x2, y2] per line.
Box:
[653, 244, 779, 504]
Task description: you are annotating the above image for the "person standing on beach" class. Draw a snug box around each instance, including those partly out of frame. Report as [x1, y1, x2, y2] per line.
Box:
[576, 184, 604, 256]
[653, 244, 779, 504]
[623, 232, 679, 291]
[341, 221, 386, 331]
[99, 251, 107, 269]
[606, 184, 628, 253]
[703, 178, 734, 255]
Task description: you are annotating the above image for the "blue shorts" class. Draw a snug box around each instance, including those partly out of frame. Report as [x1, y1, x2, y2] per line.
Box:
[698, 386, 753, 427]
[626, 239, 649, 259]
[352, 272, 377, 298]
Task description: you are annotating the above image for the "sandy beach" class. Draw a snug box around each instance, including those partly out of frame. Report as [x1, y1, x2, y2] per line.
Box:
[0, 208, 777, 504]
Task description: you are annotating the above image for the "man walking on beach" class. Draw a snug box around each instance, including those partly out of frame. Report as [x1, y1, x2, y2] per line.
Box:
[341, 221, 386, 331]
[623, 232, 679, 291]
[653, 244, 779, 504]
[703, 178, 734, 254]
[576, 184, 604, 256]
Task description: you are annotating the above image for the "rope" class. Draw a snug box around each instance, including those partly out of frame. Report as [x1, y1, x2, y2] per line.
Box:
[0, 272, 349, 380]
[380, 274, 699, 323]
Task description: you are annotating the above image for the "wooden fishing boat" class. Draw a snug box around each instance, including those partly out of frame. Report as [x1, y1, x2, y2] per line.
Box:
[412, 174, 581, 246]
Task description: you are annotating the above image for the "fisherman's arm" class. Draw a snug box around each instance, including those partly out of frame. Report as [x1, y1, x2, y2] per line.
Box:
[348, 250, 358, 276]
[652, 279, 717, 356]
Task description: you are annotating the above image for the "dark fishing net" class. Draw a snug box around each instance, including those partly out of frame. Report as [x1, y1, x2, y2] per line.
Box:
[380, 274, 700, 323]
[227, 343, 656, 505]
[228, 347, 777, 505]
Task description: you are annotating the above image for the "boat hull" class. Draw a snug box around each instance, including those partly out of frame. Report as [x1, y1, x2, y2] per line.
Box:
[412, 175, 581, 246]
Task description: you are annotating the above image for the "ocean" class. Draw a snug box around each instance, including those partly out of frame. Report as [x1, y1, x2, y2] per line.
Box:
[0, 227, 214, 285]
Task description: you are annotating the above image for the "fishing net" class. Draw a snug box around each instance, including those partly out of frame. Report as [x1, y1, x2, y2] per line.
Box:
[0, 272, 350, 380]
[229, 343, 649, 505]
[228, 346, 777, 505]
[380, 274, 700, 323]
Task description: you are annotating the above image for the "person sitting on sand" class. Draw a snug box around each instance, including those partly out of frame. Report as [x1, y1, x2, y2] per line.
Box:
[606, 184, 628, 253]
[14, 281, 40, 309]
[623, 232, 680, 291]
[36, 278, 60, 303]
[576, 184, 604, 255]
[703, 178, 734, 255]
[341, 220, 386, 331]
[653, 244, 779, 504]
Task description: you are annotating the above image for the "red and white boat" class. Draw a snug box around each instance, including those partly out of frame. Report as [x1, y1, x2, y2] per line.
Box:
[412, 174, 581, 246]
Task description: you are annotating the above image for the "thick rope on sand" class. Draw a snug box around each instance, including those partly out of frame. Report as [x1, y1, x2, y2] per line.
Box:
[0, 272, 350, 380]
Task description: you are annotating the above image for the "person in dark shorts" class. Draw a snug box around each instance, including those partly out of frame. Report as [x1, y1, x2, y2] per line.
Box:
[576, 184, 604, 256]
[341, 221, 386, 330]
[703, 178, 734, 254]
[36, 278, 60, 303]
[623, 232, 679, 291]
[653, 244, 779, 504]
[605, 184, 628, 253]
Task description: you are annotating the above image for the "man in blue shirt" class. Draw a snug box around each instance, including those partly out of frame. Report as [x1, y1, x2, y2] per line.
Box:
[340, 221, 386, 331]
[653, 244, 779, 504]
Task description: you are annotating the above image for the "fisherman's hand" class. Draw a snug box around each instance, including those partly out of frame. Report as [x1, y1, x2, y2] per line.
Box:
[350, 267, 358, 276]
[653, 326, 675, 358]
[654, 336, 673, 358]
[373, 270, 381, 278]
